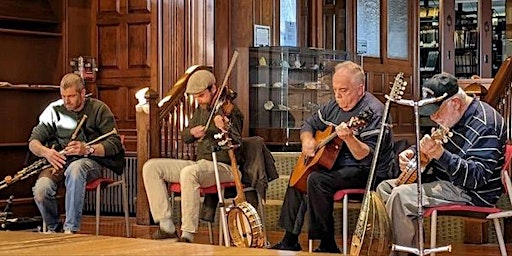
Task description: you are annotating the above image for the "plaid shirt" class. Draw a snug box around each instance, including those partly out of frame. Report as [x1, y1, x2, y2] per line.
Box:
[425, 99, 507, 206]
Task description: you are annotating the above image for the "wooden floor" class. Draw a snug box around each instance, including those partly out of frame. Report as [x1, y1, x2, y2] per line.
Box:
[1, 217, 509, 256]
[0, 230, 509, 256]
[0, 231, 336, 256]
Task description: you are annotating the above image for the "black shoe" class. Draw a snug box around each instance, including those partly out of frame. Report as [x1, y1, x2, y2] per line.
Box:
[270, 242, 302, 251]
[178, 237, 192, 243]
[313, 246, 341, 253]
[151, 229, 179, 240]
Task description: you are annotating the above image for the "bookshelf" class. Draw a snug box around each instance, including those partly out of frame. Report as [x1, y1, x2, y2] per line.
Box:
[492, 14, 506, 77]
[454, 9, 478, 78]
[419, 5, 440, 85]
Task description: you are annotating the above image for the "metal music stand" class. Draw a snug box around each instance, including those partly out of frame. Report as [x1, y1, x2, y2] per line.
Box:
[211, 145, 231, 247]
[387, 93, 452, 256]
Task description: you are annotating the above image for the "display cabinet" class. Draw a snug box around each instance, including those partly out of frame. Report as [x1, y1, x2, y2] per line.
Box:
[248, 46, 349, 146]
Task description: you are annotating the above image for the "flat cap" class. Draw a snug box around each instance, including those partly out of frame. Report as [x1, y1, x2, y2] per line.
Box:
[185, 70, 216, 94]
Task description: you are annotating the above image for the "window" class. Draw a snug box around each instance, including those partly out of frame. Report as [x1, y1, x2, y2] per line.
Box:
[388, 0, 408, 59]
[280, 0, 298, 46]
[356, 0, 380, 57]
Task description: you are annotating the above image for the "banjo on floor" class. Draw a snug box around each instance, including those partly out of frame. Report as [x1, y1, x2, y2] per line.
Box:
[350, 72, 407, 256]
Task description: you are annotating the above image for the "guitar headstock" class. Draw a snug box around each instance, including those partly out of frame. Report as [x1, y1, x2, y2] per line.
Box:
[431, 126, 452, 143]
[348, 109, 373, 130]
[387, 72, 407, 101]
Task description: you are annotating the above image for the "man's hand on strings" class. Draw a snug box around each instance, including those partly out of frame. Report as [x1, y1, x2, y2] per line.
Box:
[335, 122, 354, 140]
[398, 149, 414, 172]
[190, 125, 206, 138]
[301, 136, 317, 157]
[420, 134, 444, 160]
[213, 115, 229, 132]
[43, 147, 66, 170]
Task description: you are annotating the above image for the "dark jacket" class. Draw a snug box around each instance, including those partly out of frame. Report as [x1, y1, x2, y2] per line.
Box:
[200, 136, 278, 222]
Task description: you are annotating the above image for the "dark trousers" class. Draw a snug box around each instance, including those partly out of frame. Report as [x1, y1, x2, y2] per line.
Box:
[278, 166, 369, 240]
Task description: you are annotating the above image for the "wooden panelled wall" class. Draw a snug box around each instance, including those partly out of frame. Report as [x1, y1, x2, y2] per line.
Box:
[0, 0, 93, 217]
[89, 0, 420, 152]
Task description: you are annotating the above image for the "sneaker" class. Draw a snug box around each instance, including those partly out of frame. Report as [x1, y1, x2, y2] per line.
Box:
[41, 221, 63, 234]
[63, 230, 77, 234]
[178, 237, 192, 243]
[151, 229, 178, 240]
[313, 246, 341, 253]
[269, 242, 302, 251]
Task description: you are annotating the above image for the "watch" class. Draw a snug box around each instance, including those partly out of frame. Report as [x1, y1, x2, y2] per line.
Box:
[86, 145, 95, 157]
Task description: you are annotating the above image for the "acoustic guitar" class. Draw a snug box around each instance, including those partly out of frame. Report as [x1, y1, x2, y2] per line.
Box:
[289, 110, 373, 193]
[395, 126, 452, 186]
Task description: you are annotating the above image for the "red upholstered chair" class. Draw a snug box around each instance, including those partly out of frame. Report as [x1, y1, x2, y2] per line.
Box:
[85, 172, 130, 237]
[85, 135, 130, 237]
[308, 188, 366, 254]
[169, 182, 236, 245]
[424, 144, 512, 256]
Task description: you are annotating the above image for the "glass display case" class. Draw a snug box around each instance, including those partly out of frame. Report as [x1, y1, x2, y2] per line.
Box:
[248, 46, 350, 146]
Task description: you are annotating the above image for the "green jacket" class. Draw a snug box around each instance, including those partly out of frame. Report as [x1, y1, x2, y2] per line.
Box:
[182, 105, 244, 164]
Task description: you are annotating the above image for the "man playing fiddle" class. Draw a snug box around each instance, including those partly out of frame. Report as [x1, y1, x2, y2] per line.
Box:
[142, 70, 244, 243]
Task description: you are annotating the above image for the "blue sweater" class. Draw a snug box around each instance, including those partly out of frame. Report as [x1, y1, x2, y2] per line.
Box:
[425, 98, 507, 206]
[301, 92, 397, 180]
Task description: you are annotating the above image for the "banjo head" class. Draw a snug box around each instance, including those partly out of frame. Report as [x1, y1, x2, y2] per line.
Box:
[226, 201, 265, 248]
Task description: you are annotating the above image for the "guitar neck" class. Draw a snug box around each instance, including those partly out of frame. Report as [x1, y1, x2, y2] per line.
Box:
[316, 130, 339, 150]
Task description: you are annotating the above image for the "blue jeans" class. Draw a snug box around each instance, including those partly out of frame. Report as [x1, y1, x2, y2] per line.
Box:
[33, 158, 103, 232]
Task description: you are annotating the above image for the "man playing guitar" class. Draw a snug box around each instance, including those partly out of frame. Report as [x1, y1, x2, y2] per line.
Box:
[376, 73, 507, 253]
[271, 61, 397, 252]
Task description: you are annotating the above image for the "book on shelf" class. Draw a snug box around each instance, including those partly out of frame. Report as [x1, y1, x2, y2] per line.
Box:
[420, 50, 439, 72]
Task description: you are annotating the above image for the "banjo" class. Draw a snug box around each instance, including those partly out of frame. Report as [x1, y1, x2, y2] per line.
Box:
[350, 72, 407, 256]
[209, 51, 266, 248]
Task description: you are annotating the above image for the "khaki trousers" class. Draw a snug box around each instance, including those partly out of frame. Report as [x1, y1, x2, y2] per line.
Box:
[142, 158, 235, 233]
[376, 179, 471, 251]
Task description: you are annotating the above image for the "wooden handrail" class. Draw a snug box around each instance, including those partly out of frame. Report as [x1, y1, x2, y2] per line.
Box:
[484, 57, 512, 108]
[158, 65, 212, 120]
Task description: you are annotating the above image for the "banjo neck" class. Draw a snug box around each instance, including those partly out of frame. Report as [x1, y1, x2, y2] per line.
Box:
[227, 148, 246, 205]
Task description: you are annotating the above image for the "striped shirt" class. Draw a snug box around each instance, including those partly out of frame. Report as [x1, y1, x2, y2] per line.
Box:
[425, 98, 507, 206]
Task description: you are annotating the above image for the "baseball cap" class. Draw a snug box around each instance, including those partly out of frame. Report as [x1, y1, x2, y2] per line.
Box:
[419, 72, 460, 116]
[185, 70, 216, 94]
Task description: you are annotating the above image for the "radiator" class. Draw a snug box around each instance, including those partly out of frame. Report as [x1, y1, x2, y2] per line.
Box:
[83, 157, 138, 215]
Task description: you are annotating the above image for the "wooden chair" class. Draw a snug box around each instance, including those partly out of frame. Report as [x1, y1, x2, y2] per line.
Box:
[424, 144, 512, 256]
[308, 188, 366, 254]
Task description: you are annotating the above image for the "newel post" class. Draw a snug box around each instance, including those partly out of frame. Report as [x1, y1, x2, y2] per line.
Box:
[135, 88, 160, 225]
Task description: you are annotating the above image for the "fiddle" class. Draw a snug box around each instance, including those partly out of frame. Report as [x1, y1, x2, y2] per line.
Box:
[204, 51, 239, 129]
